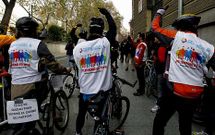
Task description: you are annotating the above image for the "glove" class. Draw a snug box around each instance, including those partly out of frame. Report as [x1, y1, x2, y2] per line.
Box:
[98, 8, 110, 15]
[76, 23, 82, 27]
[156, 8, 165, 15]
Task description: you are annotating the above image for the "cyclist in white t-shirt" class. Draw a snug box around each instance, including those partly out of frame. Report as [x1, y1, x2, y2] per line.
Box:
[73, 8, 116, 135]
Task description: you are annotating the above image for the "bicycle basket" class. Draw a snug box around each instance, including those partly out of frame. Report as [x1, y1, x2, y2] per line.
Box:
[87, 91, 107, 119]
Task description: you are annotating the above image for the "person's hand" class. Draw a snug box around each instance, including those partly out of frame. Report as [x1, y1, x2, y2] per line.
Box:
[156, 8, 166, 15]
[98, 8, 109, 15]
[76, 23, 82, 27]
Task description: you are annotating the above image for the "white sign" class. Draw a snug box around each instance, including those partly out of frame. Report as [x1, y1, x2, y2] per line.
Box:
[6, 99, 39, 124]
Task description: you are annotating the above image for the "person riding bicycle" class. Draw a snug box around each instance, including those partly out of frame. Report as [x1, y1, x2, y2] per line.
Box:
[73, 8, 116, 135]
[151, 8, 215, 135]
[8, 17, 71, 135]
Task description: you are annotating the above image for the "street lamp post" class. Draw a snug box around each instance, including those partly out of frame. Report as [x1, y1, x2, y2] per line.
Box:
[178, 0, 183, 17]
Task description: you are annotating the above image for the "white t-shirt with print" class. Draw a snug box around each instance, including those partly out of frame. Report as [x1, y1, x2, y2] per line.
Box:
[169, 31, 214, 87]
[8, 38, 42, 84]
[73, 37, 112, 94]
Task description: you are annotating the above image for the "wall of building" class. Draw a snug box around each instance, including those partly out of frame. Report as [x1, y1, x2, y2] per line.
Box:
[130, 0, 148, 39]
[131, 0, 215, 45]
[162, 0, 215, 45]
[198, 8, 215, 45]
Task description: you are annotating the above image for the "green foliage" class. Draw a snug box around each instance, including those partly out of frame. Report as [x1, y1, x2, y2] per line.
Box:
[17, 0, 123, 33]
[48, 25, 64, 41]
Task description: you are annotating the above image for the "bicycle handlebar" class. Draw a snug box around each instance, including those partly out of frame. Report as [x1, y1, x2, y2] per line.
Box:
[113, 74, 137, 88]
[48, 73, 73, 80]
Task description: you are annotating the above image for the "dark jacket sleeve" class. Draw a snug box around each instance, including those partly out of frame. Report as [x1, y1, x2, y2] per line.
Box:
[70, 27, 79, 45]
[37, 42, 67, 73]
[104, 12, 117, 47]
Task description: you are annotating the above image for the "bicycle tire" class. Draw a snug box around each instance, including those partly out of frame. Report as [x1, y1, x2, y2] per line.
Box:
[109, 96, 130, 131]
[62, 75, 75, 98]
[45, 95, 55, 135]
[53, 90, 69, 131]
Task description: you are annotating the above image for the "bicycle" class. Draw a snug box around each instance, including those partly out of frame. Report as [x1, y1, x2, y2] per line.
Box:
[144, 59, 157, 97]
[37, 73, 72, 134]
[63, 59, 79, 98]
[0, 73, 72, 135]
[88, 72, 137, 135]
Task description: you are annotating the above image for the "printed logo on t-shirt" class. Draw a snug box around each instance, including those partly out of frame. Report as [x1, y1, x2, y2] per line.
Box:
[174, 35, 213, 70]
[78, 46, 108, 73]
[9, 50, 32, 67]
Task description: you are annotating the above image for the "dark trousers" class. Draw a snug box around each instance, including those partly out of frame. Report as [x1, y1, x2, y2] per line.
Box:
[76, 94, 88, 134]
[135, 65, 145, 93]
[153, 94, 200, 135]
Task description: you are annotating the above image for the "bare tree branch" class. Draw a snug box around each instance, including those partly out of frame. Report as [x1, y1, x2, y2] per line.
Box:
[2, 0, 9, 6]
[18, 4, 31, 16]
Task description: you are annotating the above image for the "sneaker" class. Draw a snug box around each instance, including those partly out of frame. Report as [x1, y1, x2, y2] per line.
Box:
[192, 131, 209, 135]
[133, 92, 144, 96]
[151, 105, 159, 113]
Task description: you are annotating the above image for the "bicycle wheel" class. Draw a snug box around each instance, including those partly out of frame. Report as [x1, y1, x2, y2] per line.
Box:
[94, 123, 108, 135]
[53, 90, 69, 131]
[44, 97, 55, 135]
[62, 75, 75, 98]
[145, 65, 157, 97]
[109, 96, 130, 131]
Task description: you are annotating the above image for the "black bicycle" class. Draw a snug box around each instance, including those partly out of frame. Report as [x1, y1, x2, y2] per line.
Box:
[63, 60, 79, 98]
[0, 73, 71, 135]
[37, 73, 72, 134]
[88, 73, 137, 135]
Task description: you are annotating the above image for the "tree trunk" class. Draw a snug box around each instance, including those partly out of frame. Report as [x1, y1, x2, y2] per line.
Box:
[0, 0, 16, 34]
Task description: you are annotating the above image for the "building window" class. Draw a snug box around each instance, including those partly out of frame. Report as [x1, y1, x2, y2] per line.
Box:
[138, 0, 143, 13]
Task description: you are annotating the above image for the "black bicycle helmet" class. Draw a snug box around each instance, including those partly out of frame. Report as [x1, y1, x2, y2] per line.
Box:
[16, 17, 39, 31]
[172, 14, 201, 32]
[89, 17, 104, 35]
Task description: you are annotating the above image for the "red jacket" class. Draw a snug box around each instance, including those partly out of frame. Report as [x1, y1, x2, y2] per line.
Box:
[151, 14, 215, 98]
[134, 41, 147, 65]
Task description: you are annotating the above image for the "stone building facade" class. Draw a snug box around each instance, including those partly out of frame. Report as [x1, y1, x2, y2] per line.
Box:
[130, 0, 215, 45]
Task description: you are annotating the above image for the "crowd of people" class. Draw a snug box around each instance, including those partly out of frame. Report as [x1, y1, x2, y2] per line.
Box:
[0, 6, 215, 135]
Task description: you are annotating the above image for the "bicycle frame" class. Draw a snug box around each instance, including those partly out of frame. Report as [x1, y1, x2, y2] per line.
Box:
[92, 73, 136, 134]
